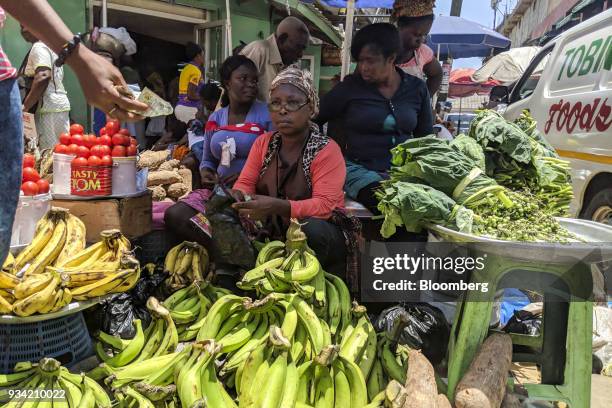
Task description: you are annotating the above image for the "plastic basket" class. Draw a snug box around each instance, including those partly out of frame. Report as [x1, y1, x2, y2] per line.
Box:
[132, 229, 181, 265]
[0, 312, 93, 373]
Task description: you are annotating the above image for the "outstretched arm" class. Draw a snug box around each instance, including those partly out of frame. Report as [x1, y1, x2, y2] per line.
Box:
[2, 0, 147, 120]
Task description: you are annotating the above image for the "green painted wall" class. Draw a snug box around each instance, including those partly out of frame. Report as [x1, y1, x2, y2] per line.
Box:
[1, 0, 89, 127]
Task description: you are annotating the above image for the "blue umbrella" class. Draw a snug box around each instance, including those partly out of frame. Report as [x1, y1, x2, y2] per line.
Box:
[427, 15, 511, 59]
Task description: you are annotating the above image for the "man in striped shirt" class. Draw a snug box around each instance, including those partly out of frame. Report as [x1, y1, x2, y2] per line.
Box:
[0, 1, 147, 268]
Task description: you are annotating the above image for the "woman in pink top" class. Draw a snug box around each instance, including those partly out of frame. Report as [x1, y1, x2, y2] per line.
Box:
[231, 68, 359, 283]
[393, 0, 442, 96]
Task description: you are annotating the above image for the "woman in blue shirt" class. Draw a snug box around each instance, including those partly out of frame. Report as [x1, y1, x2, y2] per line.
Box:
[164, 55, 272, 247]
[317, 23, 433, 214]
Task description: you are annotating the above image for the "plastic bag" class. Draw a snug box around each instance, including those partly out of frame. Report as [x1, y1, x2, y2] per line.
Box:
[205, 189, 256, 270]
[88, 268, 167, 338]
[503, 310, 542, 336]
[374, 303, 450, 365]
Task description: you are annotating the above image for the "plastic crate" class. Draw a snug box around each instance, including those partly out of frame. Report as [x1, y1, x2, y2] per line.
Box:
[0, 312, 93, 374]
[132, 229, 181, 265]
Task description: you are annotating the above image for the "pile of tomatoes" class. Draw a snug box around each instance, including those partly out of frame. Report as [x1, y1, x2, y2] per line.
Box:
[53, 121, 138, 167]
[21, 153, 50, 196]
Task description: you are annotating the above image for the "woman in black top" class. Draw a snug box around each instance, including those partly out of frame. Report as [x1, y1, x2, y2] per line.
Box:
[317, 23, 433, 214]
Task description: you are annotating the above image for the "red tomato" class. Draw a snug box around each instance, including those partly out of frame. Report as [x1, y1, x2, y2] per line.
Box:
[76, 146, 90, 158]
[70, 124, 84, 136]
[119, 128, 131, 136]
[87, 155, 102, 166]
[106, 120, 120, 135]
[111, 133, 126, 146]
[59, 132, 71, 145]
[111, 145, 127, 157]
[21, 181, 39, 196]
[100, 155, 113, 166]
[22, 167, 40, 183]
[99, 127, 107, 136]
[54, 144, 69, 154]
[99, 135, 112, 146]
[71, 157, 88, 167]
[90, 145, 103, 157]
[36, 179, 50, 194]
[129, 137, 138, 147]
[126, 145, 138, 156]
[83, 134, 96, 148]
[22, 153, 35, 168]
[67, 144, 79, 155]
[71, 134, 84, 146]
[99, 145, 112, 156]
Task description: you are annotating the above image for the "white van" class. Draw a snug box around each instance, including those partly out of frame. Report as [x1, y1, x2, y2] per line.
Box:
[493, 8, 611, 224]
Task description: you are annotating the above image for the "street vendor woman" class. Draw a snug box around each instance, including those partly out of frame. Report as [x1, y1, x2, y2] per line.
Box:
[230, 68, 359, 281]
[317, 23, 433, 215]
[164, 55, 272, 245]
[392, 0, 442, 96]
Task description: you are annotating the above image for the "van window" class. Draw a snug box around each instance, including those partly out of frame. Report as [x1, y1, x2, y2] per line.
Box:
[510, 46, 553, 103]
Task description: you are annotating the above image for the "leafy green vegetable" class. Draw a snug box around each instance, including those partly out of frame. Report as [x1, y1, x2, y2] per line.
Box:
[376, 182, 473, 238]
[468, 109, 573, 216]
[449, 134, 486, 170]
[389, 136, 512, 208]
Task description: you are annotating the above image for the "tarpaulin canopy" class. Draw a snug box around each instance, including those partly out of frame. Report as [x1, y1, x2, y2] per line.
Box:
[472, 46, 541, 84]
[449, 68, 500, 98]
[428, 15, 510, 59]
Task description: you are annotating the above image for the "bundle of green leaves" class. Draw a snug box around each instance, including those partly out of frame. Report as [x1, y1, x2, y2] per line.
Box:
[389, 136, 513, 209]
[376, 182, 474, 238]
[468, 110, 573, 216]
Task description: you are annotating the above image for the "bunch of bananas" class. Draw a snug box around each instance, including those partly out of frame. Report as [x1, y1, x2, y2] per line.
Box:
[11, 207, 85, 276]
[8, 271, 72, 317]
[0, 357, 111, 408]
[0, 270, 19, 313]
[162, 282, 230, 341]
[163, 242, 209, 291]
[94, 298, 178, 372]
[238, 220, 330, 310]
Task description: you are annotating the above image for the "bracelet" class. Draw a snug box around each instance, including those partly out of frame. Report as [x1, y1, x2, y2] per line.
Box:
[55, 34, 82, 67]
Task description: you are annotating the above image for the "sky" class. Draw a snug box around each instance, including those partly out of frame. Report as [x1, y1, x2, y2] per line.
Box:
[434, 0, 502, 68]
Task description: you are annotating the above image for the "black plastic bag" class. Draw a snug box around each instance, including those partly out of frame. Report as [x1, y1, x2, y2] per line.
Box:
[205, 190, 256, 270]
[87, 268, 168, 338]
[374, 303, 450, 365]
[503, 310, 541, 336]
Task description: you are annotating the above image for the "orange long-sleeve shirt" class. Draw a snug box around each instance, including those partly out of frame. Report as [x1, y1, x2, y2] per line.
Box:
[233, 132, 346, 219]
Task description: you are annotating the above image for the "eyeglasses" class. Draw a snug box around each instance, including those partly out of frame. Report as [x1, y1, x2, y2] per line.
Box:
[268, 100, 309, 113]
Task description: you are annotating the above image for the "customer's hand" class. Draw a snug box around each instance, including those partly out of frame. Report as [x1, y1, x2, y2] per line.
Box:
[68, 46, 148, 121]
[232, 195, 291, 220]
[200, 168, 218, 185]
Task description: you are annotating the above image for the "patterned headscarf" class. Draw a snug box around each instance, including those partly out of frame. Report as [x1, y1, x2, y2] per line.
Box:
[270, 67, 319, 118]
[391, 0, 435, 22]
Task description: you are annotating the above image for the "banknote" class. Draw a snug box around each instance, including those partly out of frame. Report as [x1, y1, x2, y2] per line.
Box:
[135, 87, 174, 117]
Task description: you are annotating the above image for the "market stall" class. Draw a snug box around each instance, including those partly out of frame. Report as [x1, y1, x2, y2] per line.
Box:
[2, 109, 612, 407]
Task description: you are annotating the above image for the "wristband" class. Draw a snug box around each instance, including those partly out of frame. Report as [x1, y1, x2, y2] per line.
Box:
[55, 34, 82, 67]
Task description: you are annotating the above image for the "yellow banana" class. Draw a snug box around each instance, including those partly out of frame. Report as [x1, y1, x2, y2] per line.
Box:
[54, 214, 86, 266]
[12, 214, 56, 272]
[163, 243, 184, 274]
[51, 288, 72, 313]
[0, 270, 20, 289]
[54, 240, 106, 269]
[23, 218, 68, 276]
[175, 248, 193, 275]
[2, 252, 14, 271]
[191, 249, 203, 281]
[37, 287, 62, 314]
[11, 274, 60, 316]
[0, 292, 12, 314]
[13, 273, 54, 299]
[70, 269, 133, 300]
[59, 269, 117, 288]
[0, 288, 15, 304]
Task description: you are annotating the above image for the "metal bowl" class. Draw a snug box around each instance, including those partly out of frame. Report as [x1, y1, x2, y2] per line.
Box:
[427, 218, 612, 264]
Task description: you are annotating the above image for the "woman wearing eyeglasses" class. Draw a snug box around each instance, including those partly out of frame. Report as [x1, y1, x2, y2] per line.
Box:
[230, 68, 359, 282]
[164, 55, 272, 246]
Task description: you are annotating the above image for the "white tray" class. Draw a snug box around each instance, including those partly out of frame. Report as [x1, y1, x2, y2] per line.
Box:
[0, 296, 107, 325]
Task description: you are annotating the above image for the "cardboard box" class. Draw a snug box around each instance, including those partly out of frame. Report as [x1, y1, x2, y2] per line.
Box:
[52, 191, 152, 242]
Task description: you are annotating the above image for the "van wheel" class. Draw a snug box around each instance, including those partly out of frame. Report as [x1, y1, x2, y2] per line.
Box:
[581, 187, 612, 225]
